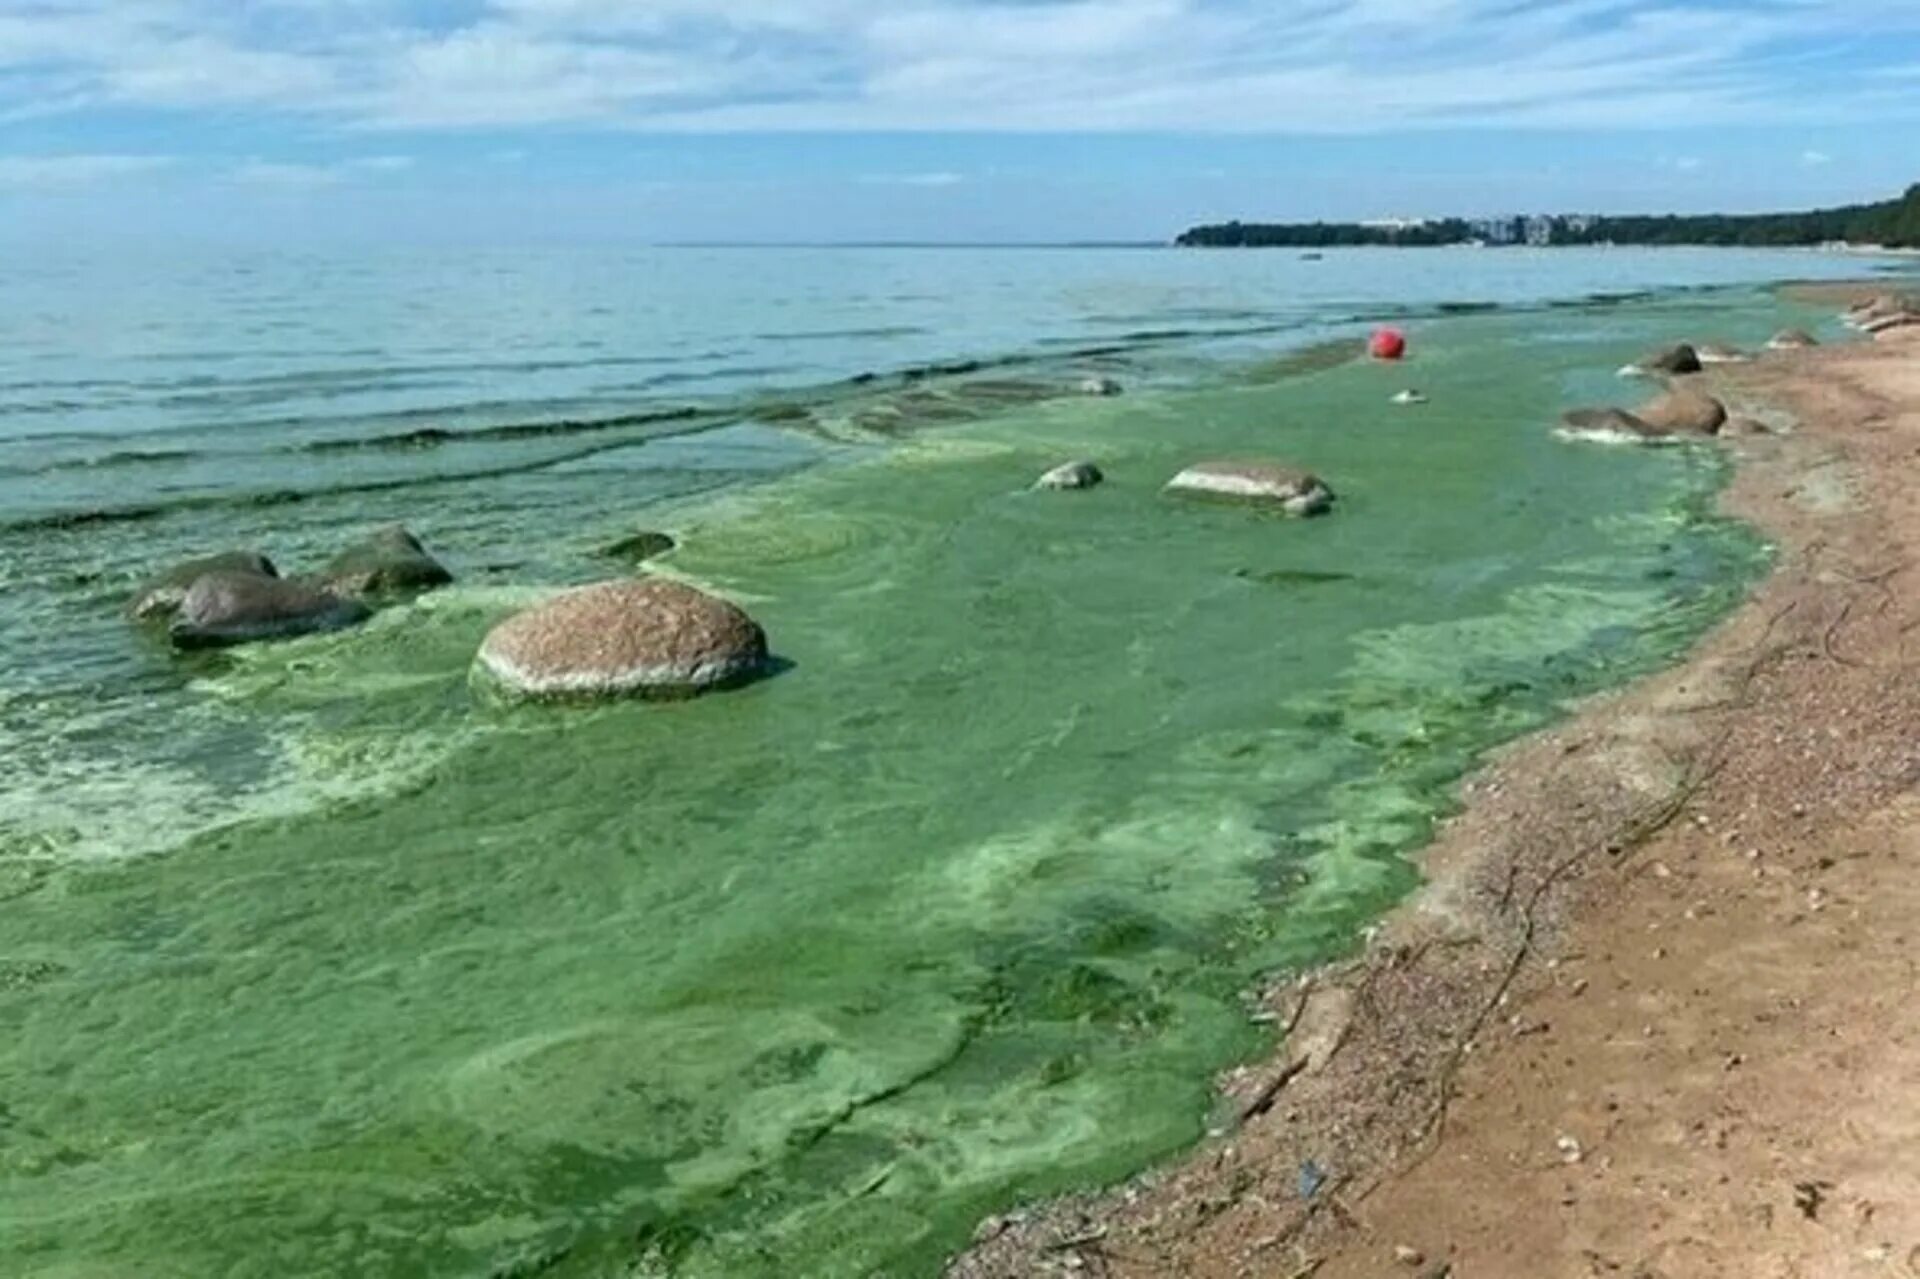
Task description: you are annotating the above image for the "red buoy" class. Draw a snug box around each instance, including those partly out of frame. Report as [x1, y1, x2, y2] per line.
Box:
[1369, 327, 1407, 361]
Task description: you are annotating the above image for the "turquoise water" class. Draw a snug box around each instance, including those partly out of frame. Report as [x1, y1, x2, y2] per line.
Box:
[0, 247, 1879, 1276]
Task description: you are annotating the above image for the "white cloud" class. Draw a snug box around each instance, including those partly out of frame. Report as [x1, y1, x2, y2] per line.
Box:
[1801, 149, 1833, 166]
[0, 1, 1917, 134]
[0, 153, 174, 188]
[862, 171, 966, 187]
[231, 155, 415, 186]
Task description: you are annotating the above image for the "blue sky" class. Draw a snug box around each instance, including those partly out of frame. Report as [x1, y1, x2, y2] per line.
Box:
[3, 0, 1919, 244]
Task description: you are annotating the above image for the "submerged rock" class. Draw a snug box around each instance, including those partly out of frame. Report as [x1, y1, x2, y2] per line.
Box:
[1390, 389, 1428, 405]
[1620, 343, 1702, 377]
[1768, 329, 1819, 351]
[1078, 376, 1124, 397]
[1035, 461, 1104, 491]
[1558, 393, 1723, 443]
[1557, 407, 1659, 442]
[1864, 311, 1920, 336]
[601, 530, 677, 565]
[477, 578, 769, 701]
[169, 572, 370, 649]
[1634, 388, 1727, 436]
[322, 525, 453, 600]
[1165, 460, 1334, 516]
[1845, 294, 1913, 327]
[127, 551, 277, 622]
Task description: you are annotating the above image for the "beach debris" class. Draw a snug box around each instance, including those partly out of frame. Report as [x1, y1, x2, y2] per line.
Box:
[1078, 376, 1124, 396]
[600, 530, 677, 565]
[1239, 1056, 1311, 1121]
[1768, 328, 1820, 351]
[476, 577, 769, 701]
[1166, 460, 1335, 516]
[1297, 1159, 1329, 1200]
[1393, 1244, 1426, 1267]
[321, 524, 454, 600]
[1391, 389, 1428, 405]
[1793, 1180, 1833, 1221]
[1368, 327, 1408, 361]
[1035, 460, 1105, 491]
[169, 572, 370, 649]
[1618, 343, 1702, 377]
[1556, 1135, 1585, 1164]
[127, 550, 278, 622]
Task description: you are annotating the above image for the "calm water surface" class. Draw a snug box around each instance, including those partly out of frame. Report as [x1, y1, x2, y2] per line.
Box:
[0, 246, 1885, 1276]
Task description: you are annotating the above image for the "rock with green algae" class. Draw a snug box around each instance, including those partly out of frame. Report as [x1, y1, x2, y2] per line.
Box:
[169, 572, 370, 649]
[476, 578, 769, 702]
[321, 525, 453, 599]
[600, 530, 677, 565]
[126, 551, 278, 622]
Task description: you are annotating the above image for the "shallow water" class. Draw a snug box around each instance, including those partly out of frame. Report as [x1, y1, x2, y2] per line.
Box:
[0, 247, 1882, 1276]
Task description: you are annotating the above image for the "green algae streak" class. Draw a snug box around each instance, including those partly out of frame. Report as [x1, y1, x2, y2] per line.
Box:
[0, 298, 1786, 1277]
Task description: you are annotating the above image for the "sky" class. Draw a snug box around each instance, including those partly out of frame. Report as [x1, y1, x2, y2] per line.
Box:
[3, 0, 1920, 245]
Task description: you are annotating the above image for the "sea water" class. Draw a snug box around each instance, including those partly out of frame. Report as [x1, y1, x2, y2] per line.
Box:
[0, 246, 1886, 1276]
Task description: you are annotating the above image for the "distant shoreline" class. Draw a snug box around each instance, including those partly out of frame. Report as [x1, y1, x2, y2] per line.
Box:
[1178, 183, 1920, 250]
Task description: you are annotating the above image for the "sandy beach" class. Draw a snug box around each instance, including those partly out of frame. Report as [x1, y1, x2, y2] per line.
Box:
[953, 284, 1920, 1279]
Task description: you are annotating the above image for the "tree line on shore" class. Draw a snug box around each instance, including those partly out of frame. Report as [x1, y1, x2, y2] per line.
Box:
[1177, 184, 1920, 249]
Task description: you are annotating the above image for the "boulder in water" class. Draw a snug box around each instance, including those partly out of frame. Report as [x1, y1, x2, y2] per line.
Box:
[322, 525, 453, 599]
[1694, 343, 1750, 365]
[1035, 461, 1104, 491]
[1845, 294, 1912, 327]
[477, 578, 769, 701]
[1767, 329, 1819, 351]
[601, 530, 677, 565]
[1634, 388, 1727, 436]
[169, 573, 370, 649]
[1864, 311, 1920, 336]
[1619, 343, 1702, 377]
[1557, 407, 1659, 443]
[1165, 460, 1334, 516]
[1078, 376, 1123, 397]
[128, 551, 277, 622]
[1391, 389, 1428, 405]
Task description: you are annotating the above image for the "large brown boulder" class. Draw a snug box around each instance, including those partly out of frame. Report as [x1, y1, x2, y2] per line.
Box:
[322, 525, 452, 600]
[169, 573, 370, 649]
[1633, 388, 1727, 436]
[1165, 460, 1333, 516]
[127, 551, 277, 622]
[476, 578, 769, 701]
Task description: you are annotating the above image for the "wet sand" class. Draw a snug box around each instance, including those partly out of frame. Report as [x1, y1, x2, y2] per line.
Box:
[952, 285, 1920, 1278]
